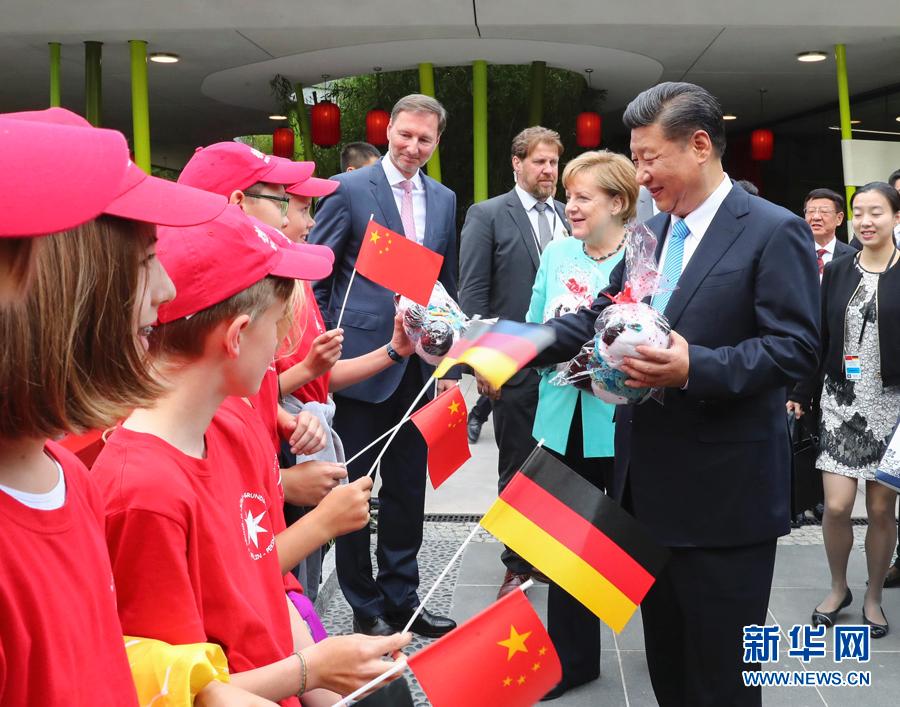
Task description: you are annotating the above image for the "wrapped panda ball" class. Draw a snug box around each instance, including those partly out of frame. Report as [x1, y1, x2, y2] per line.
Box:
[596, 302, 671, 369]
[588, 339, 652, 405]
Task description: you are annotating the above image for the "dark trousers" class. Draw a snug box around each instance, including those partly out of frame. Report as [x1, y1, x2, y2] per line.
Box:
[545, 400, 613, 685]
[640, 540, 776, 707]
[470, 394, 493, 423]
[492, 369, 540, 574]
[333, 363, 429, 617]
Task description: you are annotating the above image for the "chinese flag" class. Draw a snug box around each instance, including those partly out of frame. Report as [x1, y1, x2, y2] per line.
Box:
[410, 385, 471, 489]
[355, 220, 443, 306]
[407, 588, 561, 706]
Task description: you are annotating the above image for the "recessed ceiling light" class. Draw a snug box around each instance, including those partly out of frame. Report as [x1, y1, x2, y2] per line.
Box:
[797, 51, 827, 63]
[723, 114, 737, 121]
[268, 114, 288, 121]
[850, 119, 861, 125]
[896, 116, 900, 123]
[149, 52, 180, 64]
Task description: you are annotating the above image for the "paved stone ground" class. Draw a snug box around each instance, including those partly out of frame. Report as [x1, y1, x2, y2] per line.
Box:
[317, 377, 900, 706]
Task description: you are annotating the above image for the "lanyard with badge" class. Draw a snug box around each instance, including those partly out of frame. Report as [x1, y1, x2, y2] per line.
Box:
[845, 247, 898, 380]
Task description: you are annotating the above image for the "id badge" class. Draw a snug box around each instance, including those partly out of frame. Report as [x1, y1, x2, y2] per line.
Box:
[844, 355, 861, 381]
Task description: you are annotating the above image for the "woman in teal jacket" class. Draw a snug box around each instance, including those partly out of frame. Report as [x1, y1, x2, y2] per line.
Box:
[527, 150, 638, 701]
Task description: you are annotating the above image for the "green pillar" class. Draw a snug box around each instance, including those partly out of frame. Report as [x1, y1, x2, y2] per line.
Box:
[129, 40, 151, 173]
[418, 62, 442, 183]
[84, 41, 102, 126]
[294, 83, 314, 163]
[49, 43, 61, 107]
[835, 44, 855, 207]
[472, 60, 489, 203]
[528, 61, 546, 127]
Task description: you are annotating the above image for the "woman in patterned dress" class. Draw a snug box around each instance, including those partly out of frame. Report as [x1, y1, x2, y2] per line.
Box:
[789, 182, 900, 638]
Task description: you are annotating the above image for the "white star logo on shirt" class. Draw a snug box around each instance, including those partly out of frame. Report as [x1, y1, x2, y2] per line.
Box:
[244, 509, 268, 548]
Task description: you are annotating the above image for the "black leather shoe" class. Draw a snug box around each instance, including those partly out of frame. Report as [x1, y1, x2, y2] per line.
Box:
[352, 614, 395, 637]
[386, 607, 457, 638]
[467, 416, 484, 443]
[884, 565, 900, 588]
[811, 589, 852, 627]
[863, 607, 890, 639]
[540, 673, 600, 701]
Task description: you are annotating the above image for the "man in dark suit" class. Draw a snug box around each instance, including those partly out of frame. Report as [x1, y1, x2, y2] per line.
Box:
[458, 127, 570, 598]
[531, 83, 820, 706]
[309, 94, 458, 638]
[802, 188, 856, 279]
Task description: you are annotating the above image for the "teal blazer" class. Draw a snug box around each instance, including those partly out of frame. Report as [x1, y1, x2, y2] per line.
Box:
[526, 237, 623, 458]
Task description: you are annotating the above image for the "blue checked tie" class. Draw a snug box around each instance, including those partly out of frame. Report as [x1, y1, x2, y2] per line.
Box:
[652, 219, 690, 313]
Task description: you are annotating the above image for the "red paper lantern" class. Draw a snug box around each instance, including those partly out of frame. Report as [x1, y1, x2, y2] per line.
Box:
[272, 127, 294, 159]
[366, 108, 390, 146]
[576, 112, 602, 148]
[311, 100, 341, 147]
[750, 129, 774, 161]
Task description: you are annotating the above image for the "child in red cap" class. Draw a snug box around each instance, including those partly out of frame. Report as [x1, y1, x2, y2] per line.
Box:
[91, 206, 410, 706]
[0, 109, 277, 706]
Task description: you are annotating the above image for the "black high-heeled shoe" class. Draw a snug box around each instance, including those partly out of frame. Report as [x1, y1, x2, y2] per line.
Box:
[811, 589, 852, 627]
[863, 607, 889, 639]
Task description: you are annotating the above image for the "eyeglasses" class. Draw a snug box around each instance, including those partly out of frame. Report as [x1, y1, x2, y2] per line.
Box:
[803, 207, 837, 216]
[244, 192, 290, 217]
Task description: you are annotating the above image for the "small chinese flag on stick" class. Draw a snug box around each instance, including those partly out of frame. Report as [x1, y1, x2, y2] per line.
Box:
[410, 384, 471, 489]
[407, 588, 561, 706]
[355, 220, 443, 306]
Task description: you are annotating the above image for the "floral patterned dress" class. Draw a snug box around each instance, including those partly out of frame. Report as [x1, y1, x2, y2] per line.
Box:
[817, 263, 900, 479]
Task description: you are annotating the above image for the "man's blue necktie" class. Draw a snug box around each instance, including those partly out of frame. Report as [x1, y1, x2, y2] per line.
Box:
[652, 218, 690, 313]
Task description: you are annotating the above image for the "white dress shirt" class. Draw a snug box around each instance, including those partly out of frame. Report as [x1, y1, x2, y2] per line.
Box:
[657, 174, 733, 276]
[381, 155, 426, 244]
[514, 184, 567, 252]
[815, 236, 837, 282]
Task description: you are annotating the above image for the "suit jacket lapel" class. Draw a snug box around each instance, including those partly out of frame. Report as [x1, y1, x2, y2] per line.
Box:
[369, 166, 404, 234]
[663, 187, 746, 328]
[506, 189, 541, 270]
[422, 176, 441, 252]
[554, 200, 572, 236]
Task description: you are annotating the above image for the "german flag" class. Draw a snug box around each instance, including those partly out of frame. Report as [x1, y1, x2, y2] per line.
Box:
[433, 319, 555, 389]
[480, 447, 668, 633]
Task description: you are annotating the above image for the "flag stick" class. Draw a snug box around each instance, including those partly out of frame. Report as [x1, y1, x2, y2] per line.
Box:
[342, 418, 408, 467]
[334, 268, 356, 331]
[400, 522, 480, 634]
[334, 214, 374, 331]
[366, 376, 438, 479]
[330, 658, 408, 707]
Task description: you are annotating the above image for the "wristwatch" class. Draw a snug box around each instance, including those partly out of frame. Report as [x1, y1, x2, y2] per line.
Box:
[386, 343, 405, 363]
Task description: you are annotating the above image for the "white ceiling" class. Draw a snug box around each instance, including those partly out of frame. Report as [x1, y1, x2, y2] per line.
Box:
[0, 1, 898, 167]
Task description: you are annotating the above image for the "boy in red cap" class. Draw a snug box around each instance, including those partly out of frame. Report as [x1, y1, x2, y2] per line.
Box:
[0, 109, 278, 705]
[91, 206, 410, 706]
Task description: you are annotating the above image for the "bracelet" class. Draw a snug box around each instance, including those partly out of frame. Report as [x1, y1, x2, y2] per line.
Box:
[385, 343, 405, 363]
[294, 650, 308, 696]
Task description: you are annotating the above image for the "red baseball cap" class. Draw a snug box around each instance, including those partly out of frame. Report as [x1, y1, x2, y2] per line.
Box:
[1, 108, 129, 237]
[178, 142, 315, 196]
[286, 176, 340, 198]
[249, 217, 336, 269]
[156, 205, 332, 323]
[4, 108, 227, 229]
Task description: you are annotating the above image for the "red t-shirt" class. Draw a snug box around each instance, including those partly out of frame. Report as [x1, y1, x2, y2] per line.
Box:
[0, 442, 138, 706]
[275, 282, 330, 404]
[249, 365, 282, 454]
[92, 400, 300, 707]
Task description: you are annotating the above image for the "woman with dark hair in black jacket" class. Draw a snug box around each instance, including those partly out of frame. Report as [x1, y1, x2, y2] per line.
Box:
[789, 182, 900, 638]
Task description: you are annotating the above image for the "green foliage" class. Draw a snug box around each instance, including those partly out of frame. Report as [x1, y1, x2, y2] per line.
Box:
[269, 64, 604, 221]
